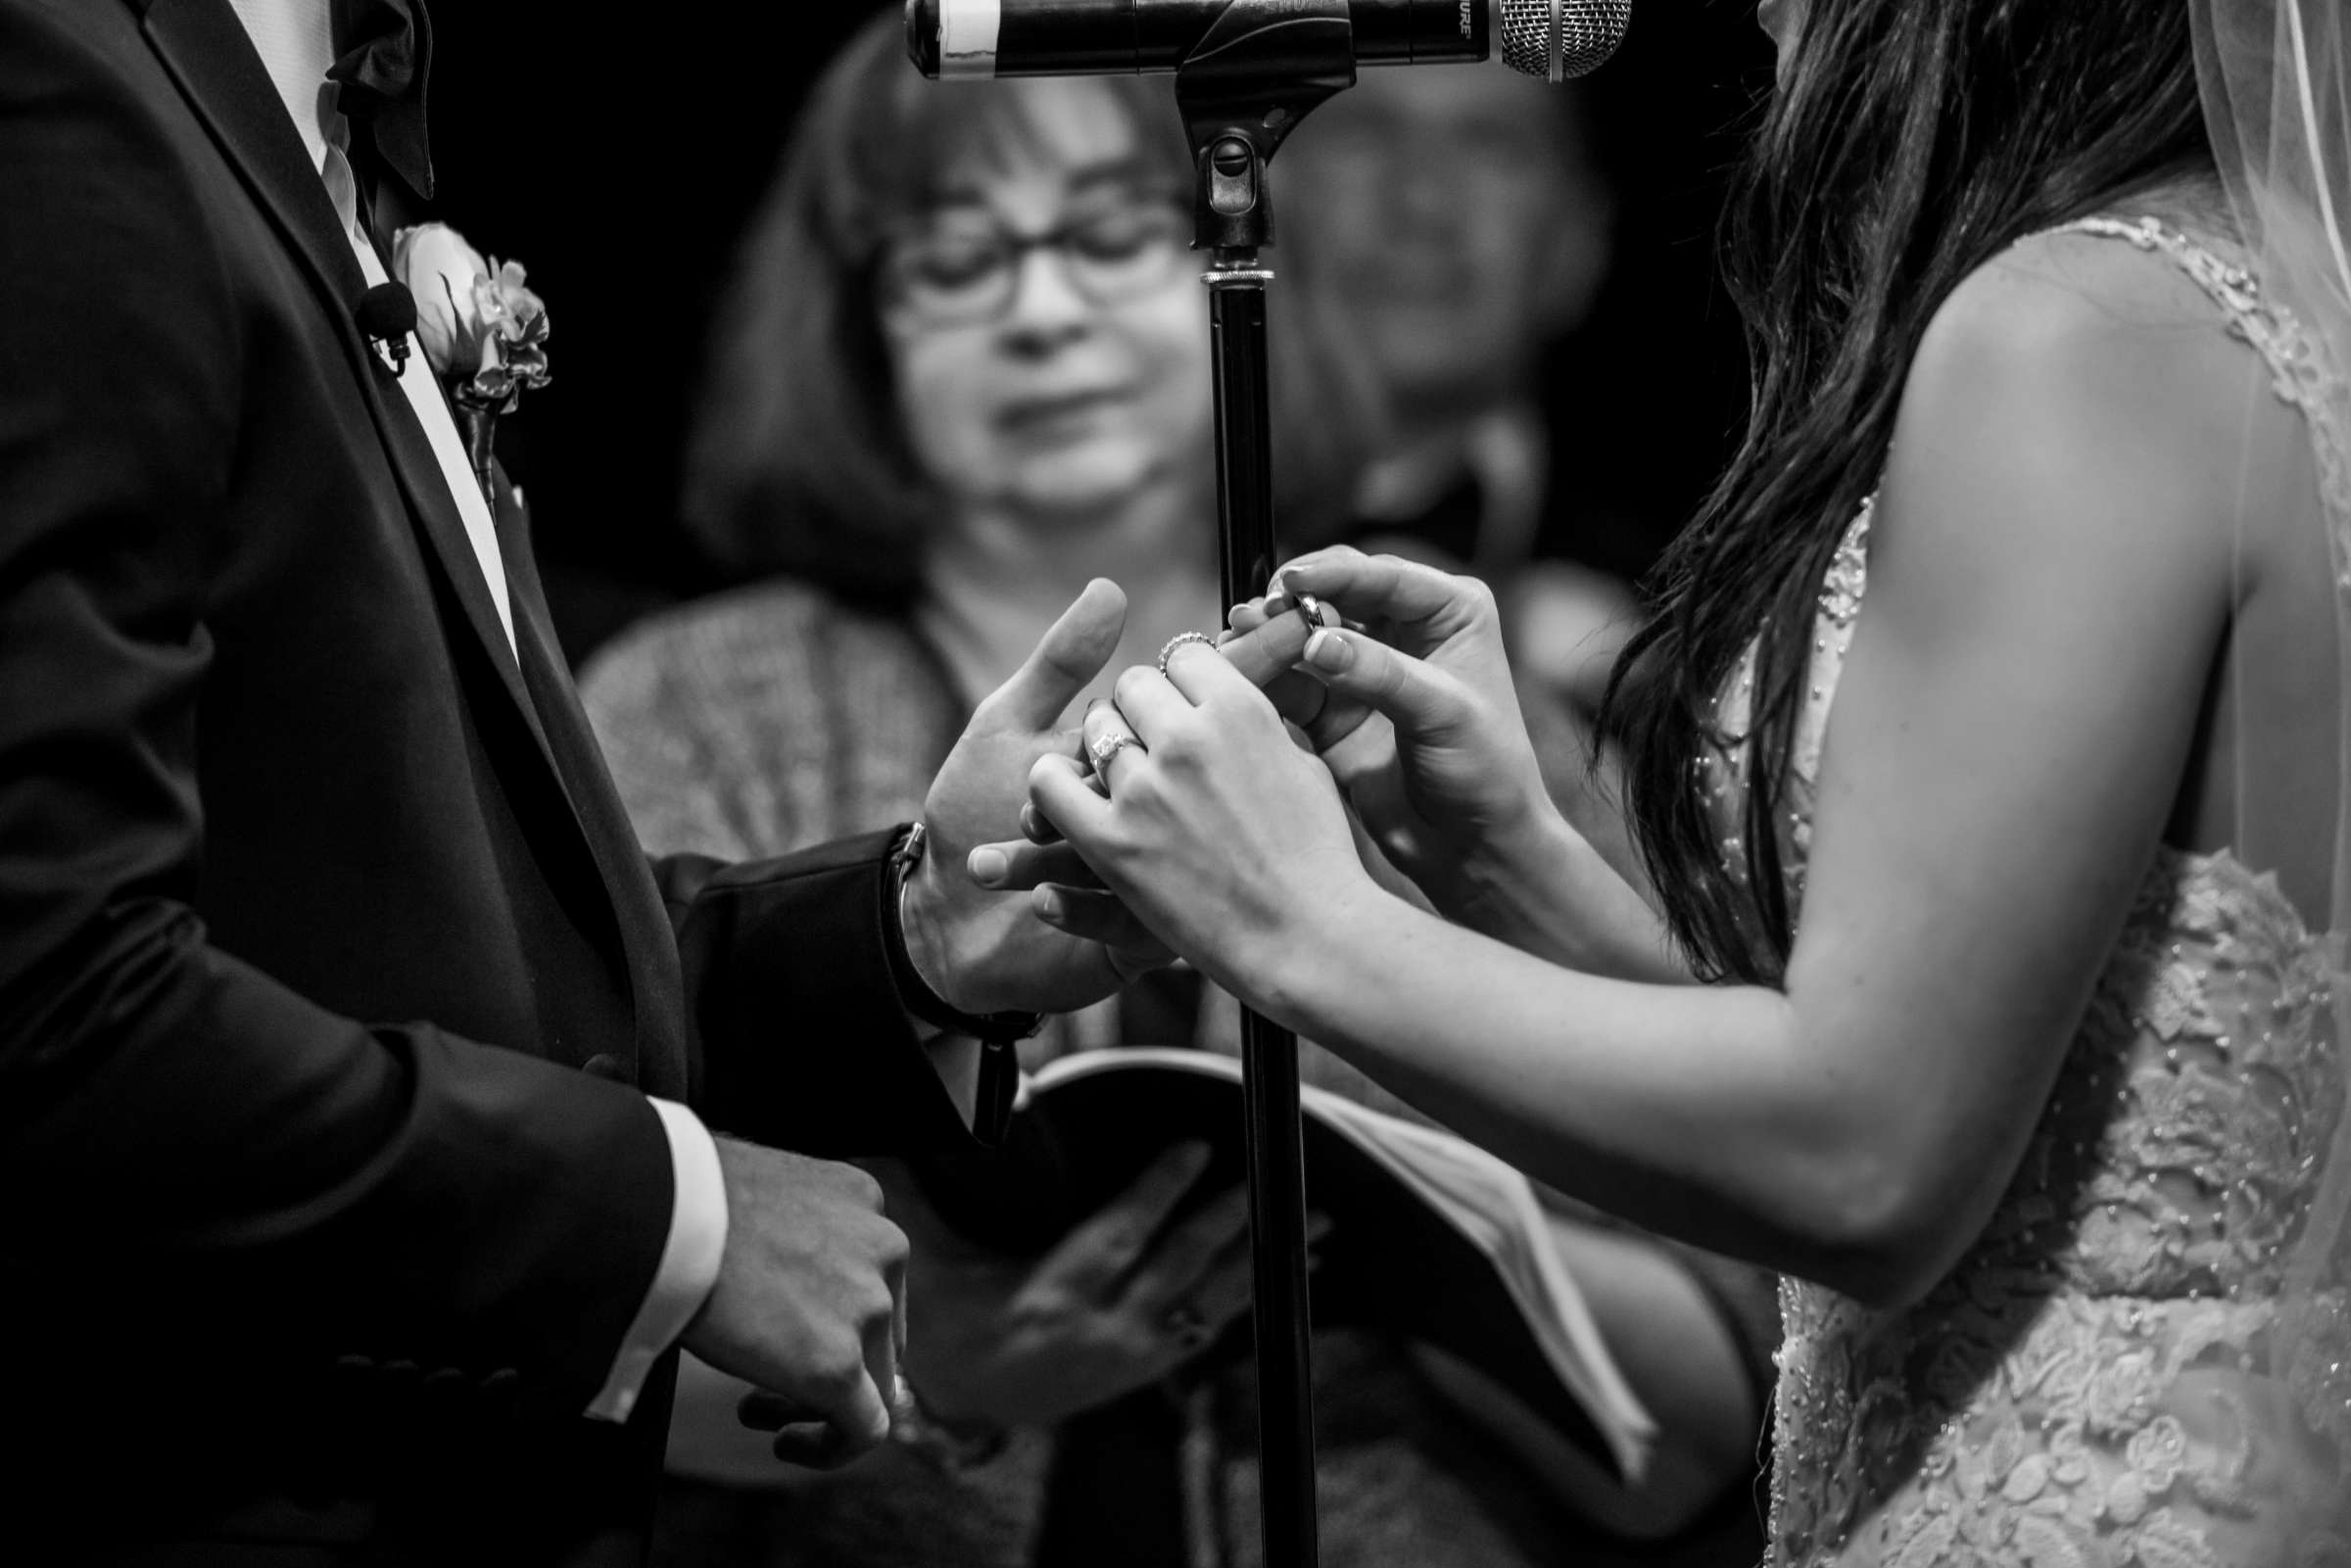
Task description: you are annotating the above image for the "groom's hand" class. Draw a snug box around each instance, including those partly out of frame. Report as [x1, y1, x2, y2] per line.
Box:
[680, 1139, 908, 1470]
[901, 579, 1173, 1014]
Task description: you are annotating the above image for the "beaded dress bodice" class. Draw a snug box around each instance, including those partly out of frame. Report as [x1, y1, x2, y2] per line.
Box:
[1701, 218, 2351, 1568]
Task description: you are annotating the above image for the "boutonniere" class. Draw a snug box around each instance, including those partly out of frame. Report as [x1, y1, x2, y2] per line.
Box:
[392, 222, 551, 505]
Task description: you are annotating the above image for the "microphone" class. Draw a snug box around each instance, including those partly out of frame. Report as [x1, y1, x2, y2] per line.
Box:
[1500, 0, 1628, 82]
[906, 0, 1627, 83]
[356, 281, 418, 376]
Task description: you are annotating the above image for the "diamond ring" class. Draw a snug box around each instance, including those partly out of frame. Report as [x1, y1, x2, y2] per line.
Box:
[1157, 630, 1217, 676]
[1088, 732, 1141, 773]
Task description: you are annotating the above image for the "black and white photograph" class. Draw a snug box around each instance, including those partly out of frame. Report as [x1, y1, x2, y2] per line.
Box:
[1, 1, 2345, 1565]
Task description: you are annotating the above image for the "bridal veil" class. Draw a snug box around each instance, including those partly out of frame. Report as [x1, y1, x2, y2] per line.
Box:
[2191, 0, 2351, 1541]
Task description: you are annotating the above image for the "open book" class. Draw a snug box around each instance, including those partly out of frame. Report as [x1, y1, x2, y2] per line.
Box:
[916, 1047, 1656, 1483]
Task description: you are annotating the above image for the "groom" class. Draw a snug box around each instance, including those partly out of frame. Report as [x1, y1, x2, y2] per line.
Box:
[0, 1, 1155, 1562]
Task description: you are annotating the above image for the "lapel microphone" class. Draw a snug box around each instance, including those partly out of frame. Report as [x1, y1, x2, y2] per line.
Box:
[356, 282, 417, 376]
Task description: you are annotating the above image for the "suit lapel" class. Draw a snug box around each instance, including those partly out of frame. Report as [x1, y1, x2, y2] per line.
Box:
[137, 0, 563, 775]
[505, 548, 682, 1082]
[134, 0, 671, 1044]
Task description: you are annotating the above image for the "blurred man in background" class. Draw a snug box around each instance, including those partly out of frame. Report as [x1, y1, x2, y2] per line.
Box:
[1284, 61, 1645, 719]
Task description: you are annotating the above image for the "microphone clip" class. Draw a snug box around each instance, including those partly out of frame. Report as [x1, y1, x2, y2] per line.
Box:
[1174, 0, 1355, 253]
[356, 281, 419, 377]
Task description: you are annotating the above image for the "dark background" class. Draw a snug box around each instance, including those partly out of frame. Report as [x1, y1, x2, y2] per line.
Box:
[423, 1, 1778, 664]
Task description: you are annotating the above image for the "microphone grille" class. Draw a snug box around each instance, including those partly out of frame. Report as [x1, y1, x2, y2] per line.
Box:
[357, 281, 419, 343]
[1498, 0, 1630, 81]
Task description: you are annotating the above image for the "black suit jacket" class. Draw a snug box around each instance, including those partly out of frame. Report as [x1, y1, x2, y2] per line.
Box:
[0, 2, 964, 1560]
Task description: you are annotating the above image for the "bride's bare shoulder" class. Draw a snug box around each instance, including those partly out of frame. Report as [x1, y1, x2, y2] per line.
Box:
[1922, 222, 2263, 397]
[1928, 214, 2276, 392]
[1894, 218, 2286, 543]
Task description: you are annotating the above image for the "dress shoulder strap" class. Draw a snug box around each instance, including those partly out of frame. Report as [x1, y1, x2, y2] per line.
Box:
[2052, 214, 2351, 581]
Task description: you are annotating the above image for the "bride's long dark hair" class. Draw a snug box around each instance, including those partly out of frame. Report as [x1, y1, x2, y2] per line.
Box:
[1601, 0, 2212, 983]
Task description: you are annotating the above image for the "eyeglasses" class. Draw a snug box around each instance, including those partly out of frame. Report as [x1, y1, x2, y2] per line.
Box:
[877, 199, 1194, 330]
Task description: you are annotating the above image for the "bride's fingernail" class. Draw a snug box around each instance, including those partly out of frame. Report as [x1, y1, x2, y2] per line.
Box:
[1304, 628, 1353, 672]
[969, 846, 1010, 885]
[1036, 887, 1067, 924]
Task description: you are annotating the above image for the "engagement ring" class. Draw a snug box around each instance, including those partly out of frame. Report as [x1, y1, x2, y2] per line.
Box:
[1157, 630, 1217, 675]
[1088, 732, 1141, 772]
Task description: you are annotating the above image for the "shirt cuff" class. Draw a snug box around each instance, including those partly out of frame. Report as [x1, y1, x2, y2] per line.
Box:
[584, 1097, 729, 1423]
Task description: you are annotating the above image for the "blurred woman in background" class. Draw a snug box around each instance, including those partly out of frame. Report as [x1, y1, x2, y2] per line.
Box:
[583, 11, 1770, 1565]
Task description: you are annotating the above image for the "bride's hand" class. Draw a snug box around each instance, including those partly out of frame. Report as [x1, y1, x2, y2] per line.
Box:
[1007, 641, 1378, 1002]
[1224, 548, 1561, 917]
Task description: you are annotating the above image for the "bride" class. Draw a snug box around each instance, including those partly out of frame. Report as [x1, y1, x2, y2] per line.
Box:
[976, 0, 2351, 1560]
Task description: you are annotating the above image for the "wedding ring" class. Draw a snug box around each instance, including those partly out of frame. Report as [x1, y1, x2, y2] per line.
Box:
[1088, 732, 1141, 773]
[890, 1371, 918, 1424]
[1164, 1300, 1213, 1352]
[1157, 630, 1217, 675]
[1291, 592, 1334, 632]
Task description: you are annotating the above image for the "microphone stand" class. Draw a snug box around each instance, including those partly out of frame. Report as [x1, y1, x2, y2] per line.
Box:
[1173, 9, 1354, 1564]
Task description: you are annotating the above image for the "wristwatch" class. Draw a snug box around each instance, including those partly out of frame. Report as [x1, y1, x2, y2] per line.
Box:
[885, 822, 1037, 1147]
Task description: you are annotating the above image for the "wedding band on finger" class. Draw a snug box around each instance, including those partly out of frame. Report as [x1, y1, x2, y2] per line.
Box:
[1290, 592, 1337, 632]
[890, 1371, 918, 1425]
[1157, 630, 1217, 676]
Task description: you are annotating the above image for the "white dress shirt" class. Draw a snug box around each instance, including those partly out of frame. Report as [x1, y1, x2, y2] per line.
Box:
[225, 0, 727, 1424]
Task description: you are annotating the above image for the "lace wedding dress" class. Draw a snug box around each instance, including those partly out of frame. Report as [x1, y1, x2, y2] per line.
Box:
[1703, 217, 2351, 1567]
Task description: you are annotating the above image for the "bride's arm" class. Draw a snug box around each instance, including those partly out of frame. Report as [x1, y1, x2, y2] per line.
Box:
[1031, 235, 2261, 1309]
[1421, 800, 1688, 981]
